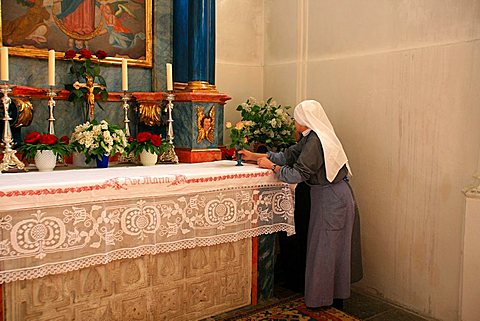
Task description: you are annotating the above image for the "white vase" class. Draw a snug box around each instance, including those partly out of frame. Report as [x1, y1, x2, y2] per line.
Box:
[72, 152, 96, 167]
[140, 150, 158, 166]
[34, 150, 56, 172]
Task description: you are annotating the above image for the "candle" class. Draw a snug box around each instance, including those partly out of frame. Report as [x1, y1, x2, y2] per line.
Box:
[166, 63, 173, 91]
[1, 47, 9, 82]
[122, 58, 128, 91]
[48, 49, 55, 86]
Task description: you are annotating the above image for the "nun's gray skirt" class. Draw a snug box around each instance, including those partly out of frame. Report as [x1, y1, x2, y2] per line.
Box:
[304, 179, 355, 307]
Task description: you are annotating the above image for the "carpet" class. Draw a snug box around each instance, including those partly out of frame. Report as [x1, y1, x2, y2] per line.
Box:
[218, 297, 360, 321]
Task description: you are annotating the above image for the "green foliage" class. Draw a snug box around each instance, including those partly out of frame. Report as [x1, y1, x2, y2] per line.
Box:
[17, 135, 70, 163]
[70, 120, 128, 163]
[236, 97, 296, 150]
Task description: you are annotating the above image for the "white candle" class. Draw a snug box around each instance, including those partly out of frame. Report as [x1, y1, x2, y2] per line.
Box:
[166, 63, 173, 91]
[1, 47, 9, 82]
[48, 49, 55, 86]
[122, 58, 128, 91]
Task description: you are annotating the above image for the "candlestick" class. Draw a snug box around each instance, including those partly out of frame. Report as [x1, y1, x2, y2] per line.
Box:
[0, 83, 26, 172]
[122, 91, 131, 137]
[1, 47, 9, 82]
[122, 58, 128, 91]
[46, 87, 57, 135]
[166, 63, 173, 91]
[48, 50, 55, 87]
[159, 91, 178, 164]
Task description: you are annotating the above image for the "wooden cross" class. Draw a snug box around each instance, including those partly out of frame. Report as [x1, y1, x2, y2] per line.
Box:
[73, 75, 106, 121]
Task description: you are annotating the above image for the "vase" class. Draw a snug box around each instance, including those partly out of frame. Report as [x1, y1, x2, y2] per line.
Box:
[235, 150, 243, 166]
[34, 150, 56, 172]
[96, 155, 109, 168]
[72, 152, 96, 167]
[140, 150, 158, 166]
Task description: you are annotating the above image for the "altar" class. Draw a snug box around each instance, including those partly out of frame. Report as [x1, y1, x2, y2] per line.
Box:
[0, 161, 295, 320]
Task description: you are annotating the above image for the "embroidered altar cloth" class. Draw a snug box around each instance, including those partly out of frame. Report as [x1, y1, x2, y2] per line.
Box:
[0, 161, 295, 284]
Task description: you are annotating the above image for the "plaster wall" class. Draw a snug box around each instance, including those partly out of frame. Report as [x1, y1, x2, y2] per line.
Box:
[262, 1, 480, 320]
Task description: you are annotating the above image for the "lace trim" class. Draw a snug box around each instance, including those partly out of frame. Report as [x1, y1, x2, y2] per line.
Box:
[0, 224, 294, 284]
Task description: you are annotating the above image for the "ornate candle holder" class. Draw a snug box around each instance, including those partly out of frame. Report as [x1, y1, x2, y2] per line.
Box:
[46, 86, 57, 135]
[159, 91, 179, 164]
[0, 83, 26, 172]
[116, 91, 136, 164]
[122, 91, 131, 137]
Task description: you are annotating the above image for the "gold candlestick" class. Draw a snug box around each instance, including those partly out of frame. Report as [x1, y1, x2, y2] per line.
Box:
[0, 83, 26, 172]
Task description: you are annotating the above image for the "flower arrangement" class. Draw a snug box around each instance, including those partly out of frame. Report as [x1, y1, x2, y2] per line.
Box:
[236, 97, 295, 150]
[17, 132, 70, 162]
[64, 48, 109, 121]
[225, 121, 251, 150]
[127, 132, 163, 157]
[70, 120, 128, 163]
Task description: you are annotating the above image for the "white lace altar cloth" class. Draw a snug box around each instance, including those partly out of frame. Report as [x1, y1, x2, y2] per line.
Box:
[0, 161, 295, 284]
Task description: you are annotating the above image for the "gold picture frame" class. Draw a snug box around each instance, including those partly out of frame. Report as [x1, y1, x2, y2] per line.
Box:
[0, 0, 152, 67]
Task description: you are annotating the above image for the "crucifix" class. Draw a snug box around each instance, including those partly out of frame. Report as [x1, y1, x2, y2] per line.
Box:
[73, 75, 106, 121]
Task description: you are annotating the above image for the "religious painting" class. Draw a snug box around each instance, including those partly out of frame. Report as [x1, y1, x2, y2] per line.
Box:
[197, 105, 215, 144]
[0, 0, 152, 67]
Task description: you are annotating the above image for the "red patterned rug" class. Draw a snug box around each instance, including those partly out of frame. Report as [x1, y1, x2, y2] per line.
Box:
[218, 297, 360, 321]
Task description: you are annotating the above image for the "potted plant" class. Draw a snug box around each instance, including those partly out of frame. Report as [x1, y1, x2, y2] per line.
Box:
[127, 131, 163, 166]
[70, 120, 128, 168]
[225, 121, 251, 166]
[236, 97, 295, 151]
[17, 132, 70, 172]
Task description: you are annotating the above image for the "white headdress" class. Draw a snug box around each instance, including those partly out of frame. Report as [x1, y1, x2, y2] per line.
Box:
[294, 100, 351, 182]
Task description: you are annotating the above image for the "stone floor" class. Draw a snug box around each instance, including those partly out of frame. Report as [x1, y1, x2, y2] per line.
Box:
[207, 285, 438, 321]
[343, 288, 437, 321]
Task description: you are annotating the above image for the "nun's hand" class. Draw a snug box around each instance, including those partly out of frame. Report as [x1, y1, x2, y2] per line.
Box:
[238, 149, 254, 161]
[257, 157, 274, 169]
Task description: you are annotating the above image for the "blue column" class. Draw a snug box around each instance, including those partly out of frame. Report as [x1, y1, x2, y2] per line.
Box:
[173, 0, 189, 83]
[173, 0, 215, 85]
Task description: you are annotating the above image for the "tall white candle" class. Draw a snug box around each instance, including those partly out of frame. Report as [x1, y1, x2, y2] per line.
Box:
[166, 63, 173, 91]
[48, 49, 55, 86]
[1, 47, 9, 82]
[122, 58, 128, 91]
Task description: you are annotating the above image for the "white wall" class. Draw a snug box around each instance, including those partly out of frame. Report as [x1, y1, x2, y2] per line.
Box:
[217, 1, 480, 320]
[216, 0, 264, 136]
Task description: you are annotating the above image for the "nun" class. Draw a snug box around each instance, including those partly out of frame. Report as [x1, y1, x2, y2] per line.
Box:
[239, 99, 360, 309]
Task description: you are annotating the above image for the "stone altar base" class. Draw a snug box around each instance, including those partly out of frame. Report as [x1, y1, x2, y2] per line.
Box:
[3, 239, 252, 321]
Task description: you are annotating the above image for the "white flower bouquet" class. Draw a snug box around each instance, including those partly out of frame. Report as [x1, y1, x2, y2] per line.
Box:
[236, 97, 295, 150]
[70, 120, 128, 163]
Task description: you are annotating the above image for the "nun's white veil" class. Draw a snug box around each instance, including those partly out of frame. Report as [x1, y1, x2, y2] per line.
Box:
[294, 100, 351, 182]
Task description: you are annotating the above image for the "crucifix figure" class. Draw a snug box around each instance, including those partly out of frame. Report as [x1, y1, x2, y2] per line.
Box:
[73, 75, 106, 121]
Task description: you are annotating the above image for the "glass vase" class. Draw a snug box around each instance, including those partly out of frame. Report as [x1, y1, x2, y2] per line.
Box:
[235, 149, 243, 166]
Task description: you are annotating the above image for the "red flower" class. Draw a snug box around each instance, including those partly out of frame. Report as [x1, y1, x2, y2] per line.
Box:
[128, 136, 134, 142]
[24, 131, 41, 143]
[39, 134, 58, 145]
[136, 132, 152, 143]
[60, 135, 69, 145]
[79, 48, 92, 59]
[95, 50, 108, 59]
[151, 134, 162, 147]
[64, 50, 76, 59]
